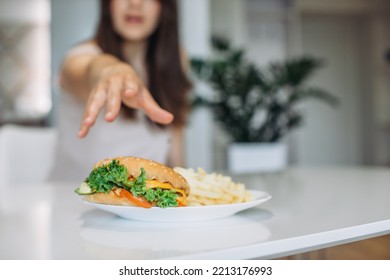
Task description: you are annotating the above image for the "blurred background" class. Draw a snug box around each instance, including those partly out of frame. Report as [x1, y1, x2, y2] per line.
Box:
[1, 0, 390, 171]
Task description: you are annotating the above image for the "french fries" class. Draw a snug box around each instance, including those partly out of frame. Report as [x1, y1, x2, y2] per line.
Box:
[174, 167, 253, 206]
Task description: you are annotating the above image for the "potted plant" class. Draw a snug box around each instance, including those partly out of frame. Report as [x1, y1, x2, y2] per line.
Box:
[190, 37, 338, 173]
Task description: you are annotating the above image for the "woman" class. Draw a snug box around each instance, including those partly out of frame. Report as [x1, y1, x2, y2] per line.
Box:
[50, 0, 192, 181]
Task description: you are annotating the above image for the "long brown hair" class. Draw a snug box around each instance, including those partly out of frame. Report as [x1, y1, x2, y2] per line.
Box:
[95, 0, 191, 127]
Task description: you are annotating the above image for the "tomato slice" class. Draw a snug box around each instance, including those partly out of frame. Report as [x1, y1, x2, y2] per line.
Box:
[117, 189, 152, 208]
[176, 196, 187, 207]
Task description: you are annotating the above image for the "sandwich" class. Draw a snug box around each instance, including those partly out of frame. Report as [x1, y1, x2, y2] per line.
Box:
[75, 156, 190, 208]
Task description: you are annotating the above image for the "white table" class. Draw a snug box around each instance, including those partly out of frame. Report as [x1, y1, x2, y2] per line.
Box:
[1, 167, 389, 259]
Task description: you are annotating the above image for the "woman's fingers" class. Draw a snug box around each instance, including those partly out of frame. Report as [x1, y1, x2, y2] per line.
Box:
[104, 77, 123, 122]
[124, 76, 140, 98]
[78, 85, 107, 138]
[79, 74, 174, 138]
[122, 78, 174, 124]
[137, 88, 174, 124]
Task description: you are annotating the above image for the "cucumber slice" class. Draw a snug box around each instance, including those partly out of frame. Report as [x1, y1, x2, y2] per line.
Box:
[75, 182, 95, 195]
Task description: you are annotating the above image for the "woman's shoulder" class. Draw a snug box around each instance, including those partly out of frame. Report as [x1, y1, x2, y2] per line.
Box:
[66, 40, 102, 58]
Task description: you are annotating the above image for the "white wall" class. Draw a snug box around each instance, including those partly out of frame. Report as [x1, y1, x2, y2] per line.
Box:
[50, 0, 99, 74]
[296, 15, 364, 165]
[290, 1, 390, 166]
[367, 16, 390, 165]
[50, 0, 99, 96]
[179, 0, 213, 170]
[210, 0, 247, 48]
[245, 0, 288, 65]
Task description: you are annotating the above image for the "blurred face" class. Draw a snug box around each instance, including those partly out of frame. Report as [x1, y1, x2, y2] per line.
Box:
[110, 0, 162, 42]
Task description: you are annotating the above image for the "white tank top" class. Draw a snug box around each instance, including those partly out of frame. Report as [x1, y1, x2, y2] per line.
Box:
[49, 43, 171, 181]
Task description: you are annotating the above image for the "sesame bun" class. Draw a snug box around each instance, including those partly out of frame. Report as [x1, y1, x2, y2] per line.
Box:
[84, 189, 138, 206]
[93, 156, 190, 196]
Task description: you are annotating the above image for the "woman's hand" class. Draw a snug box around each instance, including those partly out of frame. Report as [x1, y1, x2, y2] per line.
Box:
[78, 63, 173, 138]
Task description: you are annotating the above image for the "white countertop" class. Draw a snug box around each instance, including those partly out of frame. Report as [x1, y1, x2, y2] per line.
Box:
[0, 167, 389, 259]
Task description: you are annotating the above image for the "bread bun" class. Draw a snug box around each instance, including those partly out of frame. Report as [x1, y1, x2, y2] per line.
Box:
[94, 156, 190, 195]
[84, 189, 137, 206]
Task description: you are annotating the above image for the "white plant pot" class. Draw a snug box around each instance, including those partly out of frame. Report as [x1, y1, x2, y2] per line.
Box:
[228, 142, 287, 174]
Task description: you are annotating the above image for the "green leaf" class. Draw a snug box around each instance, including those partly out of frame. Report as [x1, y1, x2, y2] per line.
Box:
[144, 188, 178, 208]
[289, 87, 339, 106]
[211, 36, 230, 52]
[128, 168, 178, 207]
[85, 159, 130, 193]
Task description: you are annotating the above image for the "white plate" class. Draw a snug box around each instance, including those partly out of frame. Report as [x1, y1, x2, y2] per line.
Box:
[82, 190, 271, 222]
